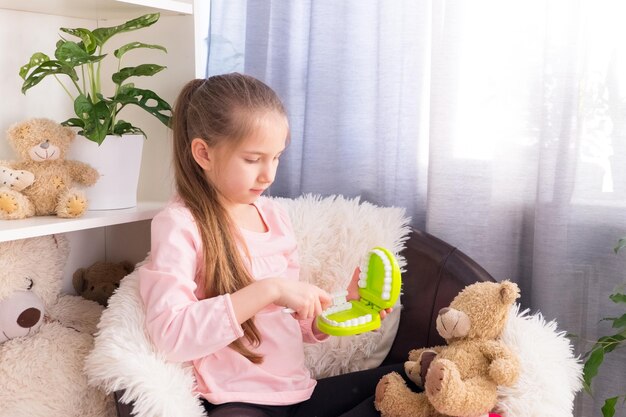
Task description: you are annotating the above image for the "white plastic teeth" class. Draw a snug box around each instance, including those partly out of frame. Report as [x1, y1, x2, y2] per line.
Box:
[321, 302, 373, 328]
[322, 300, 352, 316]
[320, 294, 374, 328]
[358, 249, 394, 300]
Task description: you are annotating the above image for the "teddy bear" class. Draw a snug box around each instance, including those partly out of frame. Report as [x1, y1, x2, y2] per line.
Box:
[0, 118, 99, 219]
[0, 234, 116, 417]
[374, 280, 521, 417]
[73, 260, 135, 306]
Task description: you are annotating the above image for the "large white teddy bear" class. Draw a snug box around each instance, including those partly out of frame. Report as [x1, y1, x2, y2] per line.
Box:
[0, 234, 116, 417]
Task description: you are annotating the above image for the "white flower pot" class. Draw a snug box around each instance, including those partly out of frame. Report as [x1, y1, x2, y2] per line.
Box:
[68, 134, 144, 210]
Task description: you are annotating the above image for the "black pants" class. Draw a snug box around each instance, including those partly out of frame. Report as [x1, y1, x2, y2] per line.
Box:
[202, 363, 418, 417]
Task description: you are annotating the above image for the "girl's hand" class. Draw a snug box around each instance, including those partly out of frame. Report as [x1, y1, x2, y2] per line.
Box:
[346, 267, 393, 319]
[274, 279, 331, 320]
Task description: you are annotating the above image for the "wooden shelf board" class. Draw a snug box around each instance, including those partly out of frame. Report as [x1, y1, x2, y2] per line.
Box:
[0, 201, 164, 242]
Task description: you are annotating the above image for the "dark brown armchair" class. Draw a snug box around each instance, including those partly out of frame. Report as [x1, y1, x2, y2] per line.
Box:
[383, 228, 495, 365]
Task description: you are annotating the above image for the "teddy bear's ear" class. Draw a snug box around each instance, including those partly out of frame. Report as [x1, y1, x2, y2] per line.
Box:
[499, 280, 520, 304]
[51, 234, 62, 248]
[7, 121, 30, 140]
[50, 234, 70, 256]
[62, 125, 76, 141]
[120, 260, 135, 274]
[73, 269, 87, 293]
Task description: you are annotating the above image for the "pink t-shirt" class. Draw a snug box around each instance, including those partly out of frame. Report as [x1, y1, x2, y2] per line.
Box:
[138, 197, 327, 405]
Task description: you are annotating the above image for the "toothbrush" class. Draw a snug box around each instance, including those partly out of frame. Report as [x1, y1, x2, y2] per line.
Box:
[282, 290, 348, 315]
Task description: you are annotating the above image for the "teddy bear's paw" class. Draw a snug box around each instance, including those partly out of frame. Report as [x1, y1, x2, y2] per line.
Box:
[404, 360, 422, 386]
[425, 358, 461, 398]
[375, 372, 435, 417]
[374, 375, 390, 408]
[414, 349, 438, 387]
[375, 372, 406, 410]
[427, 359, 496, 417]
[81, 165, 100, 186]
[404, 353, 433, 388]
[0, 191, 32, 219]
[58, 194, 88, 218]
[1, 167, 35, 191]
[489, 357, 519, 386]
[0, 192, 19, 214]
[425, 361, 445, 395]
[376, 373, 395, 405]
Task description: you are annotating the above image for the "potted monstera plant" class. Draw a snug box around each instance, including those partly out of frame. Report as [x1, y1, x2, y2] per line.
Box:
[18, 13, 172, 210]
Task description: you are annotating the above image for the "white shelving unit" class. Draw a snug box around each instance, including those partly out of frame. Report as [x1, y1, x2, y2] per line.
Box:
[0, 0, 192, 20]
[0, 0, 199, 292]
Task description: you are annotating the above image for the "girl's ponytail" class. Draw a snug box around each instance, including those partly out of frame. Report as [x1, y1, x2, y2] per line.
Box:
[171, 74, 286, 364]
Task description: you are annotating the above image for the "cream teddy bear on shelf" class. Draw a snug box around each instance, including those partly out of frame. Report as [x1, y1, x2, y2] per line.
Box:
[0, 118, 99, 219]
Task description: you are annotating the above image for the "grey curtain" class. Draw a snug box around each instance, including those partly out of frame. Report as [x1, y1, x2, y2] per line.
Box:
[207, 0, 428, 223]
[206, 1, 626, 415]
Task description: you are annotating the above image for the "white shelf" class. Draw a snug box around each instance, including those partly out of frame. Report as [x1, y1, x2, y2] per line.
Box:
[0, 201, 165, 242]
[0, 0, 192, 20]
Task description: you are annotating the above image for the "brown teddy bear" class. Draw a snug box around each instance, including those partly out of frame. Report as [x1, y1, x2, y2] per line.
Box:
[73, 261, 135, 306]
[0, 118, 99, 219]
[374, 280, 521, 417]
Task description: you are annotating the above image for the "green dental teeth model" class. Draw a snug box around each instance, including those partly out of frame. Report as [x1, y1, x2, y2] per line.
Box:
[316, 247, 402, 336]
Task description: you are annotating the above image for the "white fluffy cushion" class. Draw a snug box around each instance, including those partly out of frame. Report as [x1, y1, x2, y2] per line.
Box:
[279, 195, 411, 377]
[497, 305, 583, 417]
[85, 194, 411, 417]
[85, 268, 206, 417]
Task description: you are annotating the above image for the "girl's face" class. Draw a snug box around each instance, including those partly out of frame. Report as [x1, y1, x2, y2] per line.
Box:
[207, 111, 288, 209]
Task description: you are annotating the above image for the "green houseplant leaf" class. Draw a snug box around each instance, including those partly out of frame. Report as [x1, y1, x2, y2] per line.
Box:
[601, 397, 619, 417]
[20, 60, 79, 93]
[18, 12, 171, 144]
[92, 13, 160, 47]
[610, 292, 626, 304]
[112, 120, 146, 137]
[582, 239, 626, 417]
[113, 86, 172, 126]
[72, 94, 112, 145]
[19, 52, 50, 80]
[111, 64, 166, 84]
[114, 42, 167, 59]
[59, 28, 98, 54]
[614, 238, 626, 254]
[55, 41, 106, 67]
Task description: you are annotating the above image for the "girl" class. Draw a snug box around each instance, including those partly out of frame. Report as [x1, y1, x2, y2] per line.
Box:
[138, 73, 413, 417]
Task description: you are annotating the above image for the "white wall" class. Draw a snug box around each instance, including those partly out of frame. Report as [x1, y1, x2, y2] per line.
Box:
[0, 10, 84, 157]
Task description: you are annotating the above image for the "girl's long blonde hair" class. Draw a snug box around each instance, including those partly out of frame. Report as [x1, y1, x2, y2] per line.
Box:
[171, 73, 287, 363]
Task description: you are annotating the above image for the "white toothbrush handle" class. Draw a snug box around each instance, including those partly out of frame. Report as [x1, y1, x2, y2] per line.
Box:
[283, 290, 350, 314]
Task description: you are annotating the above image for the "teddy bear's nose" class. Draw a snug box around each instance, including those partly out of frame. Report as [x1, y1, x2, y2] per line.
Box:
[40, 140, 50, 149]
[17, 307, 41, 328]
[438, 307, 450, 316]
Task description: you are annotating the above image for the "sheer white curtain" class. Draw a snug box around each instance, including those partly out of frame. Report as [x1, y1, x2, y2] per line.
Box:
[206, 1, 626, 415]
